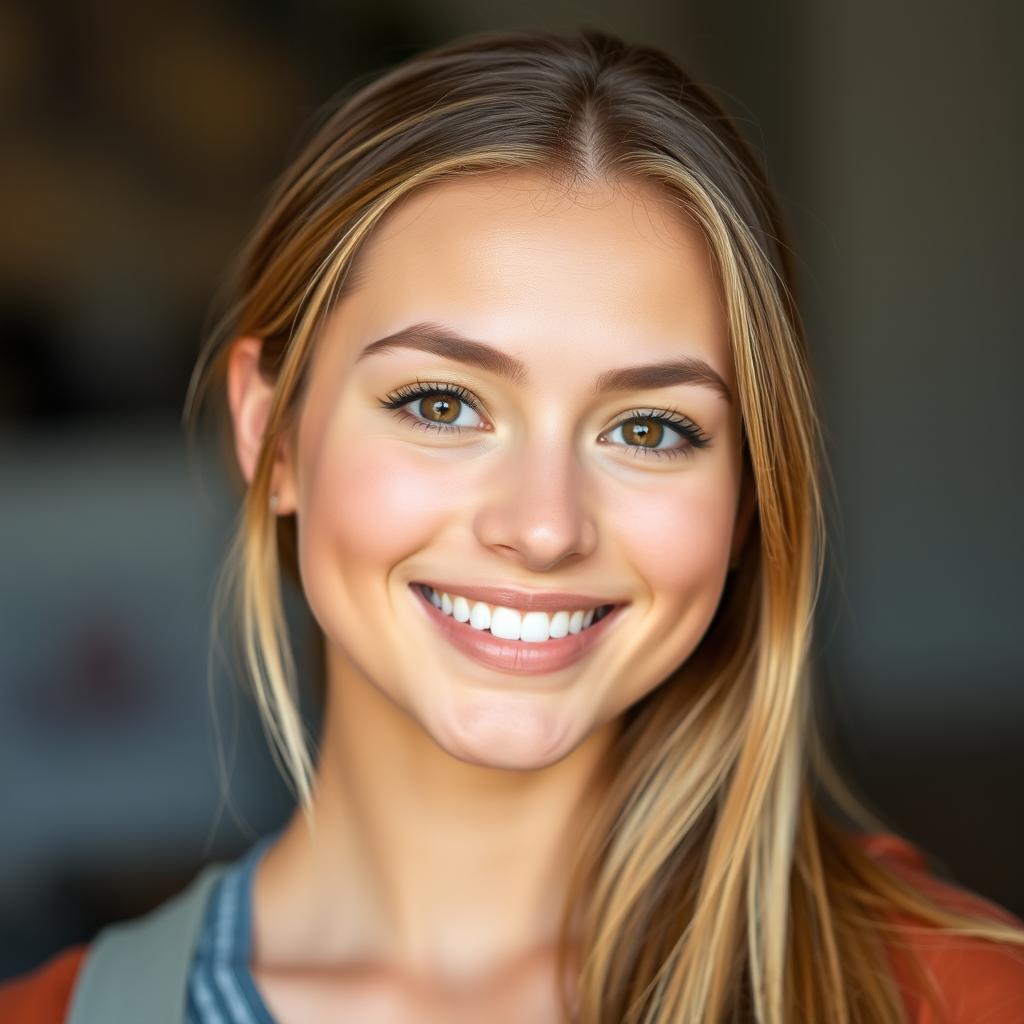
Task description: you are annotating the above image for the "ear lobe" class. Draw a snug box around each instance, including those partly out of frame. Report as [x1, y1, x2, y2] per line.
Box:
[226, 337, 295, 509]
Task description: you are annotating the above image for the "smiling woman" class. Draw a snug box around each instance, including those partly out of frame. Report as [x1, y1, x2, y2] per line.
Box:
[4, 26, 1023, 1024]
[230, 169, 750, 776]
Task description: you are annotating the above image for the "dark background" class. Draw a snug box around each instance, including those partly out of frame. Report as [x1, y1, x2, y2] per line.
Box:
[2, 0, 1021, 979]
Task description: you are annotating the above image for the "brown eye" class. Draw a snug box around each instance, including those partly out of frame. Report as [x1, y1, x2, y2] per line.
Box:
[419, 396, 461, 423]
[603, 410, 710, 459]
[621, 417, 664, 448]
[382, 383, 486, 432]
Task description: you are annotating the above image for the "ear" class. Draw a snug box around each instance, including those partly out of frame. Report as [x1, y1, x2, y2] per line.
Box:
[226, 337, 297, 514]
[729, 459, 757, 568]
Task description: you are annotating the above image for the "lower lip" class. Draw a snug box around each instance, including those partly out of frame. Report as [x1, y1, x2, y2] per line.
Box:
[409, 584, 627, 676]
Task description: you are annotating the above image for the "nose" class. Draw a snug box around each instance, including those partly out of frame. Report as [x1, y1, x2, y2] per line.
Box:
[472, 432, 599, 572]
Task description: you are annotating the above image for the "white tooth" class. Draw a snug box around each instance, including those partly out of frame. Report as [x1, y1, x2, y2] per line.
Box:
[548, 610, 570, 638]
[433, 591, 604, 642]
[469, 601, 491, 630]
[490, 606, 522, 640]
[452, 595, 471, 622]
[520, 611, 551, 643]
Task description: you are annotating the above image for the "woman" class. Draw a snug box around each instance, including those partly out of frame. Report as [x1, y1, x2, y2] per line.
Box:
[4, 27, 1023, 1024]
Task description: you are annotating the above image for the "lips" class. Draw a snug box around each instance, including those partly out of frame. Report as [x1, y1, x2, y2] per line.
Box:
[412, 580, 623, 613]
[408, 582, 626, 676]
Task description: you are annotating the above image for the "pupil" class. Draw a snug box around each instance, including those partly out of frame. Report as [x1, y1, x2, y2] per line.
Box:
[625, 418, 661, 447]
[423, 396, 459, 423]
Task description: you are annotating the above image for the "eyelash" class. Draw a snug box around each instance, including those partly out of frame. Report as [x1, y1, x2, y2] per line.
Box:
[377, 379, 712, 459]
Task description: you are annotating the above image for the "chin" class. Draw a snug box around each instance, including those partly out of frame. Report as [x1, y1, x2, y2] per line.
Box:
[432, 697, 580, 771]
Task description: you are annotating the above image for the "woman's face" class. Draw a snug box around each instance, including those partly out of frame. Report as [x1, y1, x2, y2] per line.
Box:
[273, 170, 750, 770]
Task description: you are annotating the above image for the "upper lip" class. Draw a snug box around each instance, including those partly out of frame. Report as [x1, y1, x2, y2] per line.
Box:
[412, 581, 625, 613]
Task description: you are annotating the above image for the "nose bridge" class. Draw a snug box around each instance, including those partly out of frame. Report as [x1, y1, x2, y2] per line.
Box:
[474, 417, 597, 570]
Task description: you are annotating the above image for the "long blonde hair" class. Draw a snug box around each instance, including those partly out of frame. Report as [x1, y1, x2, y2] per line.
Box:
[185, 28, 1024, 1023]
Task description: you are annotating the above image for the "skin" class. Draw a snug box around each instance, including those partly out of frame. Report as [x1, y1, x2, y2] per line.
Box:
[227, 168, 754, 1021]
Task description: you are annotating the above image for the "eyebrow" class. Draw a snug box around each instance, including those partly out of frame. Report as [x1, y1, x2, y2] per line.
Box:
[355, 321, 732, 403]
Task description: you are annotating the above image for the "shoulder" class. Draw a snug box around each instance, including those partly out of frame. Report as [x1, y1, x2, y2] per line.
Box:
[857, 832, 1024, 1023]
[0, 943, 91, 1023]
[0, 856, 237, 1024]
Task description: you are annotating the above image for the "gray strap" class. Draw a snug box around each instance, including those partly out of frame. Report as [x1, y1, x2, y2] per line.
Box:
[65, 861, 229, 1024]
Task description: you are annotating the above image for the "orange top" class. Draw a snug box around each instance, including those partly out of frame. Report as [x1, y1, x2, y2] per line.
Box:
[0, 942, 89, 1022]
[858, 833, 1024, 1022]
[2, 834, 1022, 1022]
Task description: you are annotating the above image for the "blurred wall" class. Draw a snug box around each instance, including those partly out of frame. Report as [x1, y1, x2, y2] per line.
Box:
[1, 0, 1020, 979]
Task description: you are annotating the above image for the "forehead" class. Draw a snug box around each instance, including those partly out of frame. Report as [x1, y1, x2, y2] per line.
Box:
[332, 169, 733, 389]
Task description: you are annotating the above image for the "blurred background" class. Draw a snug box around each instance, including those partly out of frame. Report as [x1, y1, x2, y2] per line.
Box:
[1, 0, 1021, 980]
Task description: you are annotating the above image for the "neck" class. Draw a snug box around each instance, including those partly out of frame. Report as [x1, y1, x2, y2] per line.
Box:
[251, 645, 620, 986]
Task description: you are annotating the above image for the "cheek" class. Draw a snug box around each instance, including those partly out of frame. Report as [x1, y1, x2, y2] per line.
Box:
[611, 474, 736, 602]
[594, 468, 739, 710]
[294, 425, 471, 670]
[299, 437, 458, 576]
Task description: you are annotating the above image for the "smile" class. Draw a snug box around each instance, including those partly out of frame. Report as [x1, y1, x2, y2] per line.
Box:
[417, 583, 614, 641]
[409, 582, 627, 675]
